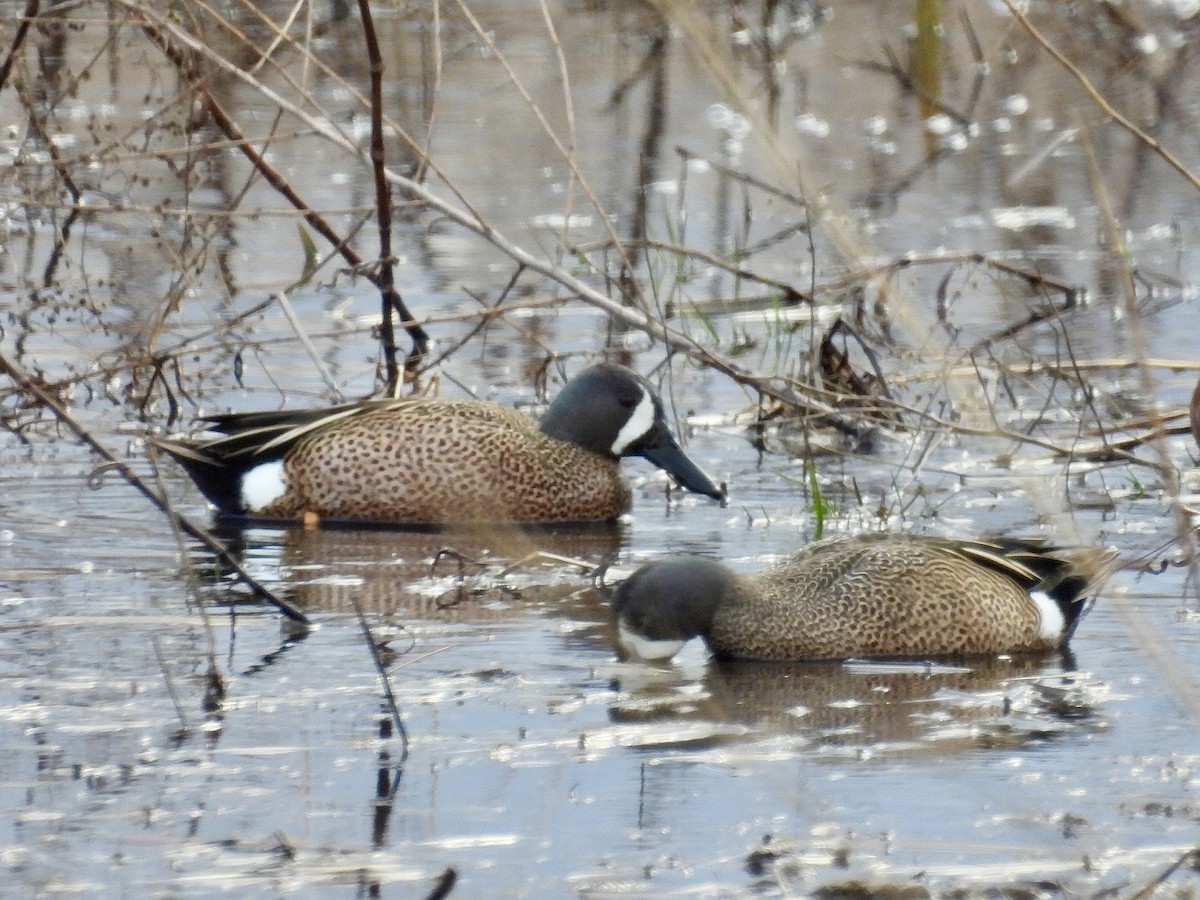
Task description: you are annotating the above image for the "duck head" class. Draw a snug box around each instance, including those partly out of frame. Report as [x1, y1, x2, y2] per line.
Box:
[611, 556, 733, 661]
[539, 364, 725, 501]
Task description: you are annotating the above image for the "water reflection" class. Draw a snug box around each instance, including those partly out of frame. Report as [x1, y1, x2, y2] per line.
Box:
[199, 520, 622, 619]
[8, 0, 1200, 894]
[608, 656, 1103, 758]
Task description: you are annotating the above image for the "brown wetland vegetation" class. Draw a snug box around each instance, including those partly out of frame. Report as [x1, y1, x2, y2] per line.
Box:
[2, 0, 1200, 896]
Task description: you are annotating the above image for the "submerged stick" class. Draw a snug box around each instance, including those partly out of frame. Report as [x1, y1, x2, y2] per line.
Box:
[1125, 847, 1200, 900]
[151, 634, 190, 733]
[423, 868, 458, 900]
[0, 350, 311, 626]
[352, 597, 410, 760]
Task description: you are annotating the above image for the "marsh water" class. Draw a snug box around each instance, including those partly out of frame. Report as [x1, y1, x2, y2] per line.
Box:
[3, 1, 1200, 896]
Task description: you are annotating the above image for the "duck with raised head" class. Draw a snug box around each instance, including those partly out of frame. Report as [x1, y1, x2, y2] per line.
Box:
[154, 363, 724, 526]
[612, 533, 1119, 662]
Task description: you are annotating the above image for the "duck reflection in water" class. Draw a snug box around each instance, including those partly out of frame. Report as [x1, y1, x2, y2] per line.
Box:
[604, 533, 1119, 755]
[605, 655, 1106, 758]
[196, 519, 623, 622]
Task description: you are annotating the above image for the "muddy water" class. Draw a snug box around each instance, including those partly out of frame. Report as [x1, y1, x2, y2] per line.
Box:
[4, 1, 1200, 897]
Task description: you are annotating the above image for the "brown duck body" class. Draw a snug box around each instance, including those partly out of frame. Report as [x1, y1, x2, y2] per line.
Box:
[707, 535, 1102, 659]
[614, 533, 1120, 662]
[257, 399, 629, 523]
[154, 364, 724, 527]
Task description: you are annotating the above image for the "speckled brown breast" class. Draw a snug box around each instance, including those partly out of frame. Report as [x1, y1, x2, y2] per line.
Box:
[707, 537, 1048, 660]
[256, 399, 630, 524]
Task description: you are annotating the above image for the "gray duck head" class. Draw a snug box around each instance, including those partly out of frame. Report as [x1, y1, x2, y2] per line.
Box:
[539, 364, 724, 501]
[611, 556, 734, 661]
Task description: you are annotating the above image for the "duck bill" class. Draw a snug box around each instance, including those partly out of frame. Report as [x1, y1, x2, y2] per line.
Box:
[636, 427, 724, 500]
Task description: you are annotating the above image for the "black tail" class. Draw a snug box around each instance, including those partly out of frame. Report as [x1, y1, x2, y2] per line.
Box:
[984, 538, 1121, 642]
[152, 407, 357, 513]
[152, 438, 247, 513]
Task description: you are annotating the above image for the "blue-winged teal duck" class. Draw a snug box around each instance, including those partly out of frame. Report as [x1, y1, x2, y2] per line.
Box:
[612, 533, 1119, 661]
[154, 363, 724, 526]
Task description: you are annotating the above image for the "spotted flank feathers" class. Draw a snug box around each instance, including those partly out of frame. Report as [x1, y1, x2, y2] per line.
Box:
[154, 364, 724, 526]
[612, 533, 1120, 662]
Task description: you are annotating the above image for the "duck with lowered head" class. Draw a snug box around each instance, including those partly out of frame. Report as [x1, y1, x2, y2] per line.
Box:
[612, 533, 1120, 662]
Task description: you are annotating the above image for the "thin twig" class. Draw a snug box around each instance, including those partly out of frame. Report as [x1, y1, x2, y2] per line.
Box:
[138, 6, 426, 390]
[352, 597, 410, 761]
[273, 292, 342, 399]
[1003, 0, 1200, 194]
[0, 350, 311, 626]
[451, 0, 643, 307]
[537, 0, 579, 272]
[11, 75, 83, 290]
[136, 19, 369, 269]
[573, 236, 812, 306]
[0, 0, 38, 95]
[356, 0, 428, 392]
[116, 1, 1119, 450]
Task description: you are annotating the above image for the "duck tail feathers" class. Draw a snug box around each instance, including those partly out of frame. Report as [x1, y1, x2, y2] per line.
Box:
[953, 538, 1120, 642]
[1016, 545, 1121, 641]
[150, 437, 246, 513]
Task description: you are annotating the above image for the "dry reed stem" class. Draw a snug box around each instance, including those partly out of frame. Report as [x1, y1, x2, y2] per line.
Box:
[6, 3, 1193, 509]
[641, 4, 1199, 503]
[412, 0, 442, 185]
[0, 350, 311, 626]
[1004, 0, 1200, 195]
[1077, 121, 1200, 718]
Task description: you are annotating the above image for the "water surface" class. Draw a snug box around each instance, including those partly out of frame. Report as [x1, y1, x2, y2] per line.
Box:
[3, 1, 1200, 896]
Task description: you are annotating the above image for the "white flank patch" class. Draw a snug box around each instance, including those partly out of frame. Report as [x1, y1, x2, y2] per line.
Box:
[1030, 589, 1065, 641]
[240, 460, 288, 512]
[618, 622, 685, 662]
[610, 387, 657, 456]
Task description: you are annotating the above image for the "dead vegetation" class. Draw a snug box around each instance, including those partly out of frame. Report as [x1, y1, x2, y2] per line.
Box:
[2, 1, 1197, 571]
[2, 1, 1200, 894]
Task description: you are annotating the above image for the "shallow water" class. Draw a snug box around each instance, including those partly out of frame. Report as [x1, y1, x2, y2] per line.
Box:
[4, 1, 1200, 897]
[5, 427, 1200, 896]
